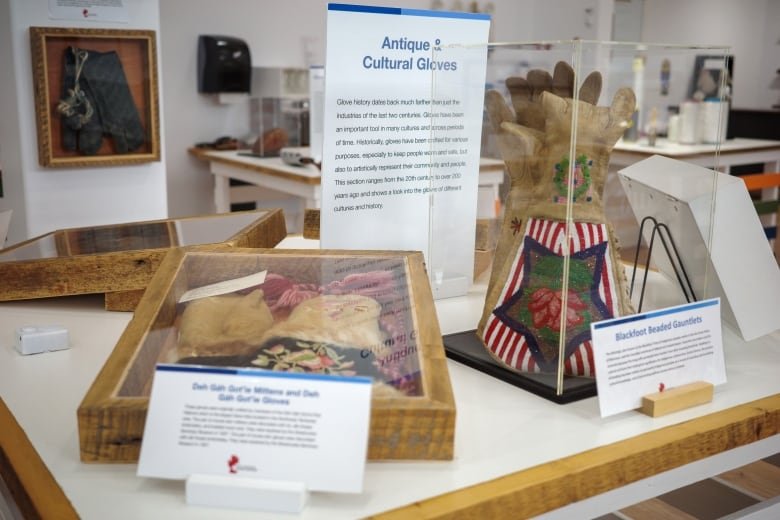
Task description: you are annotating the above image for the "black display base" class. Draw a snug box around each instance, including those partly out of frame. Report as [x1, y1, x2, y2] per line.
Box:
[443, 330, 597, 404]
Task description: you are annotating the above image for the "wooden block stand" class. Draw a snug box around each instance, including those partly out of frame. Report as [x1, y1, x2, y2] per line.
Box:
[641, 381, 714, 417]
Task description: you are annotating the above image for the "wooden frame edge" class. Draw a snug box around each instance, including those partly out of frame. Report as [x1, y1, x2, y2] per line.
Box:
[78, 247, 456, 462]
[0, 209, 287, 303]
[369, 393, 780, 519]
[0, 398, 78, 519]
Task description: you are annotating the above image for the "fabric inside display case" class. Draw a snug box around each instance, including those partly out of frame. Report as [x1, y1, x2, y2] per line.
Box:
[118, 253, 423, 398]
[79, 246, 455, 462]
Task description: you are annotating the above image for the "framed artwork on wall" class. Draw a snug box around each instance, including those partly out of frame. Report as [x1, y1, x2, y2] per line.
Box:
[29, 27, 160, 168]
[688, 54, 733, 101]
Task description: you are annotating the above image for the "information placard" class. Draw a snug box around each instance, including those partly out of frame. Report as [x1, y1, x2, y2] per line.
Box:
[321, 4, 490, 298]
[138, 365, 372, 493]
[49, 0, 129, 22]
[591, 298, 726, 417]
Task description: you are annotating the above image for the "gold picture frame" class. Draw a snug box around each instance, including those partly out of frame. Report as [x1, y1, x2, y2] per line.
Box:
[29, 26, 160, 168]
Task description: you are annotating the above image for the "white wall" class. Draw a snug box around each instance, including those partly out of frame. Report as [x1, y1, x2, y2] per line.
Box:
[160, 0, 333, 218]
[3, 1, 777, 242]
[162, 0, 507, 218]
[612, 0, 642, 42]
[641, 0, 776, 109]
[0, 0, 167, 245]
[762, 0, 780, 109]
[529, 0, 607, 40]
[160, 0, 611, 218]
[0, 0, 27, 246]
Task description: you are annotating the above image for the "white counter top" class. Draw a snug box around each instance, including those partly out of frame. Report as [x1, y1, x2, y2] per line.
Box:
[614, 137, 780, 157]
[1, 239, 779, 518]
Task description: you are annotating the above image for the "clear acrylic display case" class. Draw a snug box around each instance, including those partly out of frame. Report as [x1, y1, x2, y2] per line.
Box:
[249, 97, 310, 156]
[429, 40, 730, 402]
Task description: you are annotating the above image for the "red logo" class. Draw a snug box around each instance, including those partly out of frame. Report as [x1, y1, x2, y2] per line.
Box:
[227, 454, 239, 473]
[82, 8, 89, 17]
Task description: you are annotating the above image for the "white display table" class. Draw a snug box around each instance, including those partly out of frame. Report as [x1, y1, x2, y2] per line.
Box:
[1, 236, 779, 519]
[190, 149, 505, 231]
[612, 137, 780, 174]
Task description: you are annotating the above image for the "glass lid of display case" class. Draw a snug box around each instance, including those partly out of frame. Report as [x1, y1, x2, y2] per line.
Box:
[117, 251, 424, 399]
[0, 211, 268, 262]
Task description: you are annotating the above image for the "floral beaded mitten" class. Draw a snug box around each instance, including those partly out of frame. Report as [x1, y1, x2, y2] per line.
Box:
[478, 69, 635, 378]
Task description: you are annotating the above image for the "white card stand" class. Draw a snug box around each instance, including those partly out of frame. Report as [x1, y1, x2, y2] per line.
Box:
[619, 155, 780, 341]
[185, 474, 308, 514]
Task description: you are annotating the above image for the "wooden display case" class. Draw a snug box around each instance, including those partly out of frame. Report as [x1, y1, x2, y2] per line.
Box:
[77, 246, 455, 462]
[0, 209, 286, 310]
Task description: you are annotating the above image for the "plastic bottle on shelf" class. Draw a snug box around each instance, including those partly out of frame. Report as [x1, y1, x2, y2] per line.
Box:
[678, 101, 699, 144]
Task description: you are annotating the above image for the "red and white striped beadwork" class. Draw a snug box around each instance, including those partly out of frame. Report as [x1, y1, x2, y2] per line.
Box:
[481, 217, 620, 377]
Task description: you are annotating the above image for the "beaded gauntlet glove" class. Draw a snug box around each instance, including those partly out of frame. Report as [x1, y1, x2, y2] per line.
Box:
[478, 63, 635, 377]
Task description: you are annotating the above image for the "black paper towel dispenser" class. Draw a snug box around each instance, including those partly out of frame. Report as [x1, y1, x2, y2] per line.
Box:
[197, 35, 251, 93]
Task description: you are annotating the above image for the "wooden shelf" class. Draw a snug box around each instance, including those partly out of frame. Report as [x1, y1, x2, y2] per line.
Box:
[371, 394, 780, 519]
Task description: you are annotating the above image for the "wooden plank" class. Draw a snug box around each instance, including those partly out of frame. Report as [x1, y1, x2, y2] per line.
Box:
[201, 150, 322, 185]
[0, 249, 168, 300]
[0, 209, 287, 308]
[104, 289, 145, 311]
[187, 146, 210, 161]
[655, 477, 758, 518]
[303, 208, 321, 239]
[620, 498, 698, 520]
[717, 460, 780, 499]
[641, 381, 714, 417]
[368, 394, 780, 519]
[475, 219, 499, 251]
[0, 398, 78, 520]
[473, 249, 493, 279]
[224, 208, 287, 250]
[102, 209, 284, 311]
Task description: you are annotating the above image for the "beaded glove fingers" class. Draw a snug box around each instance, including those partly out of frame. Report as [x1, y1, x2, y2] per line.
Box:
[516, 87, 636, 223]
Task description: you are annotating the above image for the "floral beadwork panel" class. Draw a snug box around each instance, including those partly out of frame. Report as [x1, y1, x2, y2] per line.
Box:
[122, 254, 423, 398]
[482, 218, 620, 378]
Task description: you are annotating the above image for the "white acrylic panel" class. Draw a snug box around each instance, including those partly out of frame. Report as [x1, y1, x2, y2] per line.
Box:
[619, 154, 780, 341]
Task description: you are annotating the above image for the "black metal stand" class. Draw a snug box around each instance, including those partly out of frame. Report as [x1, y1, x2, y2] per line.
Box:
[629, 216, 697, 312]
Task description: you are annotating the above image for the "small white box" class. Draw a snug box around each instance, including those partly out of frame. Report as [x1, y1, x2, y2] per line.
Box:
[14, 325, 70, 355]
[186, 475, 307, 513]
[280, 146, 311, 166]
